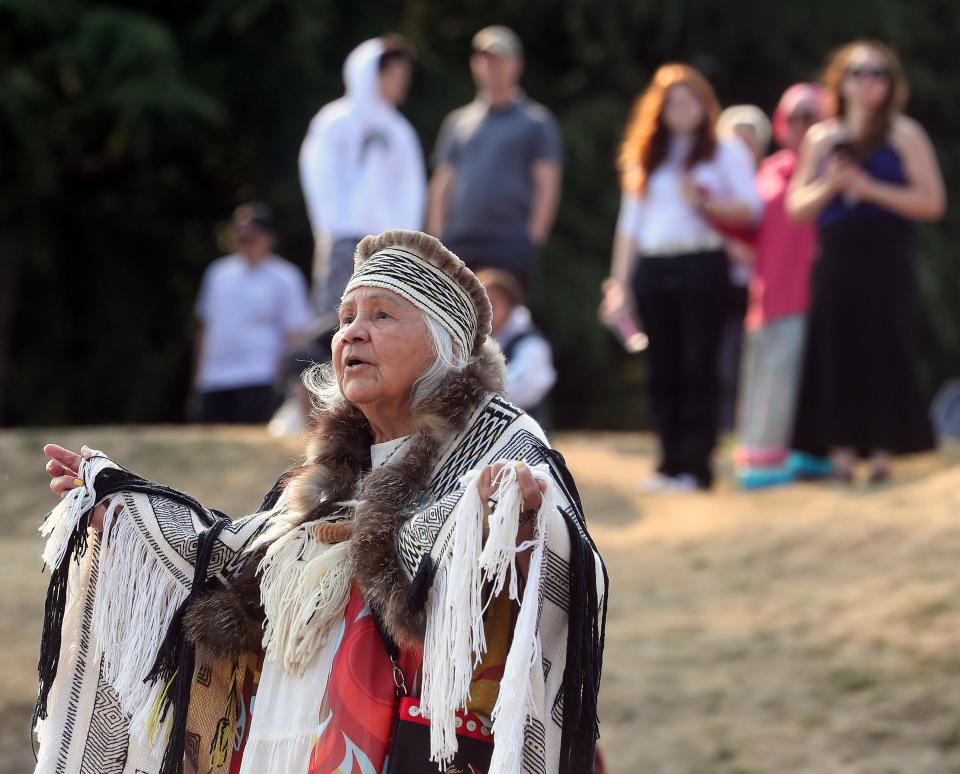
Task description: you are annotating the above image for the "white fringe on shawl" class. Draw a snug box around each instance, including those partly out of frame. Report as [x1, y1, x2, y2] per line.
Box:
[95, 497, 187, 754]
[37, 451, 267, 766]
[40, 452, 117, 570]
[38, 453, 183, 754]
[420, 462, 557, 773]
[257, 521, 352, 675]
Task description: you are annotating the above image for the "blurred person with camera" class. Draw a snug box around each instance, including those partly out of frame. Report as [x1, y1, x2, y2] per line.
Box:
[428, 26, 562, 296]
[787, 41, 945, 484]
[605, 64, 762, 492]
[190, 203, 311, 424]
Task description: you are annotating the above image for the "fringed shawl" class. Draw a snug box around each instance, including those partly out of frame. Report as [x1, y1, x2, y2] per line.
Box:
[33, 340, 607, 774]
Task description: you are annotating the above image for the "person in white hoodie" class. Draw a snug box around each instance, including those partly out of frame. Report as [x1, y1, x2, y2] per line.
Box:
[299, 35, 426, 337]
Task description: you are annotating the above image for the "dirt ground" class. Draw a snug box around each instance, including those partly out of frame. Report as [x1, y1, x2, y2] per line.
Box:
[2, 427, 960, 774]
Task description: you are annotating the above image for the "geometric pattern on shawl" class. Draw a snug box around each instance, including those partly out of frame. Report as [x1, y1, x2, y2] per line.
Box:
[79, 662, 127, 774]
[427, 395, 522, 497]
[392, 400, 606, 774]
[34, 465, 268, 774]
[396, 395, 523, 576]
[35, 399, 606, 774]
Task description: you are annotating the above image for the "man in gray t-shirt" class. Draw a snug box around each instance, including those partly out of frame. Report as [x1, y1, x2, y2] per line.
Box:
[427, 26, 563, 294]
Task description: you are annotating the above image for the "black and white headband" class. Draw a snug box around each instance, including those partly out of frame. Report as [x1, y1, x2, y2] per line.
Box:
[343, 246, 478, 357]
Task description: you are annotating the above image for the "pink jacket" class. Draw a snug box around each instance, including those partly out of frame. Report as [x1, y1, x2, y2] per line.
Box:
[745, 149, 818, 330]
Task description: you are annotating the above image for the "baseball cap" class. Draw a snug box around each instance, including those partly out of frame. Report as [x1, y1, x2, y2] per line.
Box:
[233, 202, 277, 233]
[472, 26, 523, 58]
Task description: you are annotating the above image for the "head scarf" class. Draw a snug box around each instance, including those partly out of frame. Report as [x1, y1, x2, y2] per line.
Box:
[772, 83, 826, 146]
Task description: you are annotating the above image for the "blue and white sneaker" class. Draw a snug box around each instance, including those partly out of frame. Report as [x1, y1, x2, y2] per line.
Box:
[787, 451, 833, 480]
[735, 465, 794, 490]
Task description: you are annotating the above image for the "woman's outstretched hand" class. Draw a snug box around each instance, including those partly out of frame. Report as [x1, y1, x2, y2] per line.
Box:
[44, 444, 107, 530]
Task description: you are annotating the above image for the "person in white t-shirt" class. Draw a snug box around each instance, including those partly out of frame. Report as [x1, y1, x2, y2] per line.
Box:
[192, 203, 311, 423]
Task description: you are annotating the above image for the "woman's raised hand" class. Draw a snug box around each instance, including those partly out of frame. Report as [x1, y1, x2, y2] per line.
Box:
[477, 460, 546, 580]
[44, 444, 107, 530]
[477, 460, 547, 517]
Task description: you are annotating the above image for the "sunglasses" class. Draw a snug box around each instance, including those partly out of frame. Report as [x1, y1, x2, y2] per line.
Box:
[847, 66, 891, 80]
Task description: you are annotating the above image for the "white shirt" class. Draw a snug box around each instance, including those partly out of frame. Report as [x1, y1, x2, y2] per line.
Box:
[616, 137, 762, 255]
[370, 435, 410, 468]
[239, 430, 411, 774]
[495, 307, 556, 410]
[299, 39, 426, 240]
[195, 254, 311, 391]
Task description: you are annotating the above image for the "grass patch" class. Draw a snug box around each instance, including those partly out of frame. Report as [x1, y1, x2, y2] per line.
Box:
[828, 666, 879, 694]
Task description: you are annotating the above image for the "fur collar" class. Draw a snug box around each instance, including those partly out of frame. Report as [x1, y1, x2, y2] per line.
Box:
[185, 340, 505, 658]
[285, 338, 504, 526]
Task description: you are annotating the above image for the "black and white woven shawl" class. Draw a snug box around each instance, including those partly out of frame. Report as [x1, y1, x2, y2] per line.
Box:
[32, 351, 606, 774]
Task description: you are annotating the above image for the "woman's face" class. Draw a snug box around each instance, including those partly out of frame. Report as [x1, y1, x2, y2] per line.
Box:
[333, 287, 435, 413]
[662, 84, 706, 135]
[841, 46, 892, 111]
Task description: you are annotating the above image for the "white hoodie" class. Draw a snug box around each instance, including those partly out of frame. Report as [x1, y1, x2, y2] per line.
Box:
[299, 38, 426, 240]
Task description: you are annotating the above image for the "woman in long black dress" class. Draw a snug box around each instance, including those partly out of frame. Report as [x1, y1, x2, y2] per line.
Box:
[787, 40, 945, 483]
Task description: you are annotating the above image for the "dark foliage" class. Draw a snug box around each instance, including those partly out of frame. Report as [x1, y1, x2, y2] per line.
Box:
[3, 0, 958, 428]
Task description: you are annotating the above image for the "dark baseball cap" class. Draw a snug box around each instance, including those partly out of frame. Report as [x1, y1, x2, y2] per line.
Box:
[233, 202, 277, 233]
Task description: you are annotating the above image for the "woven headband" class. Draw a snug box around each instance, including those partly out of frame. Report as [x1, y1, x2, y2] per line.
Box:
[343, 246, 478, 357]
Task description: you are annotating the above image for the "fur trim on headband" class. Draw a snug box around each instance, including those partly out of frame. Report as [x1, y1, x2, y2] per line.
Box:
[354, 229, 493, 356]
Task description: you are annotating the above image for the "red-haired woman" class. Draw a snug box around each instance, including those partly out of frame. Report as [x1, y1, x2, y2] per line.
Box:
[606, 64, 762, 491]
[787, 41, 945, 483]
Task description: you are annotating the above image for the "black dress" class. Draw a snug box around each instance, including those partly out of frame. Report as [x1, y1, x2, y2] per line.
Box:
[792, 144, 935, 458]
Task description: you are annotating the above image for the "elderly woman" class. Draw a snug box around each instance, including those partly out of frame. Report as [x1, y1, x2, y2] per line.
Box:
[35, 230, 605, 774]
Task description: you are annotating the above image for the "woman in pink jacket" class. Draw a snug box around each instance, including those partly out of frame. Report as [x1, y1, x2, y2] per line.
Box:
[735, 84, 827, 488]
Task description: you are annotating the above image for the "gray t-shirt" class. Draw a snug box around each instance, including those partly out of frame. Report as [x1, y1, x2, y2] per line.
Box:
[433, 94, 562, 262]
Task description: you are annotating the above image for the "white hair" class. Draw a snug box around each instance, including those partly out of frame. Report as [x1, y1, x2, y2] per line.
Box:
[302, 311, 468, 416]
[717, 104, 772, 157]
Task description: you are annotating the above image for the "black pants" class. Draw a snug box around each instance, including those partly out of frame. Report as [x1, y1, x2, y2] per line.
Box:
[719, 283, 749, 432]
[632, 250, 728, 488]
[198, 384, 279, 424]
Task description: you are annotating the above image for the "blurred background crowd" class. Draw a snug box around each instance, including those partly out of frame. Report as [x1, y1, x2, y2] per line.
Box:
[3, 0, 959, 490]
